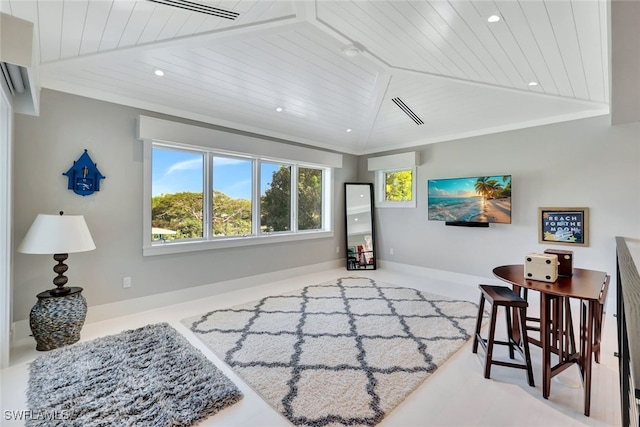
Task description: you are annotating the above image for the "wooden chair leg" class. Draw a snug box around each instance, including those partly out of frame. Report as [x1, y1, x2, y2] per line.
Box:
[505, 305, 515, 359]
[519, 306, 535, 387]
[472, 294, 486, 354]
[484, 306, 498, 379]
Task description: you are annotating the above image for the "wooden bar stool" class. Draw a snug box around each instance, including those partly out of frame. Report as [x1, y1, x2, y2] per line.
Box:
[472, 284, 535, 386]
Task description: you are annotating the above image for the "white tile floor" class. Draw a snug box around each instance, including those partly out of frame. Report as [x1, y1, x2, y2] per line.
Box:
[1, 268, 621, 426]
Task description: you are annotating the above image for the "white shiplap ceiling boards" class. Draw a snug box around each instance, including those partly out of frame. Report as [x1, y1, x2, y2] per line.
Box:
[2, 0, 611, 155]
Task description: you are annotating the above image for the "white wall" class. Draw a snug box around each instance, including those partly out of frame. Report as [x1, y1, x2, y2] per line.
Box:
[11, 89, 358, 322]
[363, 115, 640, 309]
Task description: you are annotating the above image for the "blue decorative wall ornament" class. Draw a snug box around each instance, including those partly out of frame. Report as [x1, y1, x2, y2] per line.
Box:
[63, 149, 105, 196]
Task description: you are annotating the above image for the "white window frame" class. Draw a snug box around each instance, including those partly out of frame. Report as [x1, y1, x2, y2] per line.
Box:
[139, 117, 340, 256]
[296, 165, 326, 232]
[259, 160, 293, 234]
[375, 167, 417, 208]
[368, 152, 420, 209]
[211, 153, 254, 237]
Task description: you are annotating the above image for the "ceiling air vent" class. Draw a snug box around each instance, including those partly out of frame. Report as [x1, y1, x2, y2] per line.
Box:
[1, 62, 28, 95]
[392, 97, 424, 125]
[147, 0, 239, 20]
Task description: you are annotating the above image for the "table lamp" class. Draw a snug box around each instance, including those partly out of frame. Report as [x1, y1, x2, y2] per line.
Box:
[18, 211, 95, 350]
[18, 211, 95, 295]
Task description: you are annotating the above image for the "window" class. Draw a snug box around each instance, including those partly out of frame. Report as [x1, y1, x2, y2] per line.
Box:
[298, 167, 323, 231]
[151, 147, 204, 241]
[146, 142, 333, 255]
[152, 149, 327, 242]
[384, 169, 413, 202]
[213, 156, 252, 237]
[139, 115, 341, 256]
[368, 152, 419, 208]
[375, 167, 416, 208]
[261, 162, 291, 232]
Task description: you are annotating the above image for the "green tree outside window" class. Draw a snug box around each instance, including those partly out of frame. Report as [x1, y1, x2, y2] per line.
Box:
[385, 170, 413, 202]
[152, 191, 204, 239]
[260, 166, 323, 232]
[260, 164, 291, 232]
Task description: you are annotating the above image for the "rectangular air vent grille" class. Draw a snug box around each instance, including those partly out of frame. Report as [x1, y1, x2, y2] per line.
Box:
[392, 97, 424, 125]
[0, 62, 28, 96]
[148, 0, 239, 20]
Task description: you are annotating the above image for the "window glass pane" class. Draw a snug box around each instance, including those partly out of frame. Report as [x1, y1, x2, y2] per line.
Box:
[151, 147, 204, 241]
[385, 170, 413, 202]
[212, 156, 252, 236]
[298, 167, 323, 230]
[260, 162, 291, 232]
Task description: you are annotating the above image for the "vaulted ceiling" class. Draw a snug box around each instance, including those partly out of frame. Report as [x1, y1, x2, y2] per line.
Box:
[2, 0, 610, 154]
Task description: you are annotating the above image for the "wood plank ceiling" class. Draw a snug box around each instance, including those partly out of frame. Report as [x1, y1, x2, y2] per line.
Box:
[2, 0, 609, 154]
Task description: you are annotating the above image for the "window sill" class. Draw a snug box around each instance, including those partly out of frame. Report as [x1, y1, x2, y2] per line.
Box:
[143, 230, 334, 256]
[375, 201, 416, 208]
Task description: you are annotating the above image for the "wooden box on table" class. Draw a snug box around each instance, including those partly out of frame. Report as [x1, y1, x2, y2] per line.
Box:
[524, 253, 558, 282]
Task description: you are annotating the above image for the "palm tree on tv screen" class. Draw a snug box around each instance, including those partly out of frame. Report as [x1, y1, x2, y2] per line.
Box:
[474, 177, 504, 208]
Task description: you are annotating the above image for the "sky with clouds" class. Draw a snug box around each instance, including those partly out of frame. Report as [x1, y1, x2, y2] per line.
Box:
[152, 147, 281, 199]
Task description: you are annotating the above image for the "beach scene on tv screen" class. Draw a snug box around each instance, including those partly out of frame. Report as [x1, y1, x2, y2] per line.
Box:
[428, 176, 512, 223]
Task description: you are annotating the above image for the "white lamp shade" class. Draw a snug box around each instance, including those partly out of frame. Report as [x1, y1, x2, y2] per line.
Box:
[18, 214, 96, 254]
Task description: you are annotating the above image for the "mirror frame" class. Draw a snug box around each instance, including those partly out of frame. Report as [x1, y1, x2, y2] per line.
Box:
[344, 182, 376, 270]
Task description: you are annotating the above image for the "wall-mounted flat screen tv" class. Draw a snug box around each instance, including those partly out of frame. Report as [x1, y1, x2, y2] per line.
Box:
[428, 175, 512, 224]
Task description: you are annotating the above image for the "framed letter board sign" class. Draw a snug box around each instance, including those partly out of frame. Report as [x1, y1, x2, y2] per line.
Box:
[538, 207, 589, 247]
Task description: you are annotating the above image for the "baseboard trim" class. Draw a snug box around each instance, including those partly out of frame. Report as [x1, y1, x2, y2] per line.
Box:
[379, 260, 497, 287]
[380, 260, 617, 315]
[13, 259, 343, 342]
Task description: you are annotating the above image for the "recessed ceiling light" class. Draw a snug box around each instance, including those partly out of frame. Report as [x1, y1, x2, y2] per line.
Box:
[528, 81, 539, 87]
[346, 128, 352, 133]
[275, 107, 283, 112]
[154, 69, 164, 77]
[487, 15, 501, 23]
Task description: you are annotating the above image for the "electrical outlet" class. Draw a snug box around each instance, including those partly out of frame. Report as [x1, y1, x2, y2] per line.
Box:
[336, 246, 340, 254]
[390, 248, 395, 255]
[123, 277, 132, 288]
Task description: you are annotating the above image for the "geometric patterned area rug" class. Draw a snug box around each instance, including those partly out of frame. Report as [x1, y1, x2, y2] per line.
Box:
[182, 277, 479, 427]
[26, 323, 242, 427]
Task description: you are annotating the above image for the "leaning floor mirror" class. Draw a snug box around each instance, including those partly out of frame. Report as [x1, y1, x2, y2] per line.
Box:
[344, 183, 376, 270]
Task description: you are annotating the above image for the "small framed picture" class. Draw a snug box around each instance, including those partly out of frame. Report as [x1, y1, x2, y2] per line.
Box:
[538, 207, 589, 247]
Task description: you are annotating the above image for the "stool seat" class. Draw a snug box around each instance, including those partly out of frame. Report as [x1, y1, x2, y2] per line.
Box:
[472, 284, 535, 387]
[480, 284, 528, 308]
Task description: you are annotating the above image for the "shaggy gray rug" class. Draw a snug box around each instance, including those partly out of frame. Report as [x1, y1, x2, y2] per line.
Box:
[182, 277, 479, 427]
[26, 323, 242, 426]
